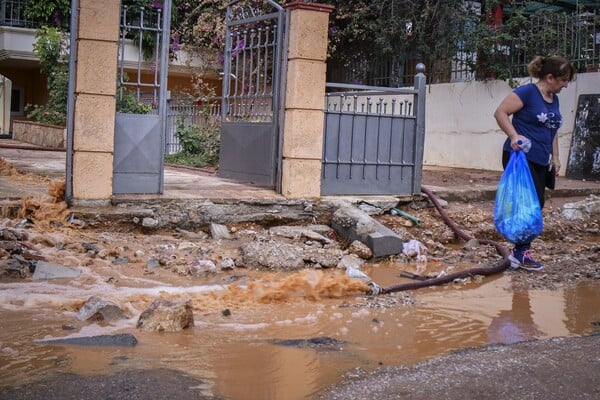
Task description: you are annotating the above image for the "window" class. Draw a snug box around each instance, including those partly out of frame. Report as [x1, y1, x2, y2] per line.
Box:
[10, 85, 24, 116]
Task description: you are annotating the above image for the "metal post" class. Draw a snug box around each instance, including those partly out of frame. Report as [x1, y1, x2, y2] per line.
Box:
[412, 63, 426, 195]
[221, 6, 233, 122]
[65, 0, 79, 205]
[158, 0, 172, 193]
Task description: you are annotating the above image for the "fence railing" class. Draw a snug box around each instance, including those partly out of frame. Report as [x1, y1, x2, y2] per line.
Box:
[165, 99, 222, 155]
[327, 10, 600, 86]
[321, 71, 427, 195]
[0, 0, 35, 28]
[507, 10, 599, 77]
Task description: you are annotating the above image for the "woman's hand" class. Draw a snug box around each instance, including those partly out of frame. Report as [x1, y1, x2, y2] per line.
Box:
[552, 158, 561, 175]
[510, 135, 529, 151]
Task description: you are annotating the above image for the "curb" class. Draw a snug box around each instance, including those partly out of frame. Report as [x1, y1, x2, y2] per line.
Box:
[427, 186, 600, 203]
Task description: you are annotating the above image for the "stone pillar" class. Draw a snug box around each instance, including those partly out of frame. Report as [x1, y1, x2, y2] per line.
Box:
[71, 0, 120, 201]
[281, 2, 334, 198]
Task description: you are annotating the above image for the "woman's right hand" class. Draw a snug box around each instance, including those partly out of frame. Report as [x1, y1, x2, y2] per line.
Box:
[510, 135, 528, 151]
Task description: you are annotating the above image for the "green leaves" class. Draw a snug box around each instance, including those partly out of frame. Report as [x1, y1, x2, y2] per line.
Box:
[24, 0, 71, 28]
[169, 114, 220, 168]
[26, 27, 69, 126]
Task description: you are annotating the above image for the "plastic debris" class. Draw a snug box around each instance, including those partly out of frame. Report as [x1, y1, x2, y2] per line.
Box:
[402, 239, 427, 258]
[346, 266, 372, 283]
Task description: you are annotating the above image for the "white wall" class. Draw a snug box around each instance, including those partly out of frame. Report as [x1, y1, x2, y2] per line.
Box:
[0, 26, 212, 79]
[0, 26, 38, 61]
[423, 71, 600, 171]
[0, 75, 10, 134]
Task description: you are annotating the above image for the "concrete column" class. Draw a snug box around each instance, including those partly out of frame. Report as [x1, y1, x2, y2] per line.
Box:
[281, 2, 334, 198]
[71, 0, 120, 201]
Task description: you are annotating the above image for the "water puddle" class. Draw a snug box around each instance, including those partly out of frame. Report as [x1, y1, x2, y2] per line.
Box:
[1, 263, 599, 399]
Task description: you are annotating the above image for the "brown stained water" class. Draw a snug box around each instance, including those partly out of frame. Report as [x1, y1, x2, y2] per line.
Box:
[0, 263, 599, 400]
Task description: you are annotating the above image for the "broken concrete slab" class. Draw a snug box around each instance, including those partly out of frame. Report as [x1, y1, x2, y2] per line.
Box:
[239, 240, 306, 270]
[562, 195, 600, 220]
[210, 223, 231, 240]
[331, 206, 403, 258]
[32, 261, 81, 280]
[269, 226, 332, 244]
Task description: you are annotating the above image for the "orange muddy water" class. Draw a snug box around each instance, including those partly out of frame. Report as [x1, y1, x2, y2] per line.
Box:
[0, 263, 599, 400]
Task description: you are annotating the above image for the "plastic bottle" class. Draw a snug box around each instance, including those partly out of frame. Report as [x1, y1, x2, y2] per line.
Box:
[346, 266, 372, 283]
[517, 138, 531, 153]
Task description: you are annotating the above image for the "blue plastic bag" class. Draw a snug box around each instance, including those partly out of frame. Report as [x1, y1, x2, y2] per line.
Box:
[494, 151, 543, 244]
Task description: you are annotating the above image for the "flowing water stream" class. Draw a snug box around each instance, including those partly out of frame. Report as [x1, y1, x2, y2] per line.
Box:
[1, 261, 598, 399]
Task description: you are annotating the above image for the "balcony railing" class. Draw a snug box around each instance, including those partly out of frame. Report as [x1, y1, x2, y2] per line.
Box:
[0, 0, 36, 28]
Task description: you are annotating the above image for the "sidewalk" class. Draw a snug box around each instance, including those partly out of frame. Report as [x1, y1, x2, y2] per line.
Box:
[2, 139, 600, 204]
[0, 140, 282, 201]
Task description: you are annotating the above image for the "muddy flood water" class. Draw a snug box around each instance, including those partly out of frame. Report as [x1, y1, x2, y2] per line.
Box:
[1, 252, 599, 399]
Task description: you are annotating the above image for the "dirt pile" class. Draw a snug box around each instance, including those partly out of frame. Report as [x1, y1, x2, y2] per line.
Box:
[379, 199, 600, 291]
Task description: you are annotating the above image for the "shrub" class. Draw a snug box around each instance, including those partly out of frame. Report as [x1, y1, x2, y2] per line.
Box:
[166, 113, 220, 168]
[116, 89, 153, 114]
[26, 26, 69, 126]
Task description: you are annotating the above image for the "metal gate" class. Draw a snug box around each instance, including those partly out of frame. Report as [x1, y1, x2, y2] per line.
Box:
[113, 1, 171, 194]
[219, 0, 285, 188]
[321, 65, 426, 195]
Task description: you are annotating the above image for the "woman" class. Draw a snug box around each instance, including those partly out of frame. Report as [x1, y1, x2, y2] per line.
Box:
[493, 55, 575, 271]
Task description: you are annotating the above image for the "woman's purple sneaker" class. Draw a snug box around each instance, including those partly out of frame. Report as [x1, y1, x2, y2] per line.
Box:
[508, 248, 543, 271]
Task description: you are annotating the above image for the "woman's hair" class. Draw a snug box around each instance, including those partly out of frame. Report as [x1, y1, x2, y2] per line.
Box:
[528, 55, 575, 81]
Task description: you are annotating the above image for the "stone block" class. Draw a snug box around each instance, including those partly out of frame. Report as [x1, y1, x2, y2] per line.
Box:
[76, 40, 118, 95]
[72, 151, 113, 199]
[78, 0, 120, 41]
[281, 158, 321, 197]
[285, 59, 326, 110]
[331, 206, 403, 258]
[73, 94, 116, 152]
[282, 109, 324, 159]
[210, 223, 231, 240]
[287, 9, 330, 61]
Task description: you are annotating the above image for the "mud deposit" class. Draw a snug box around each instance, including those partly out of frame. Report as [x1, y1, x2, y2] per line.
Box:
[1, 195, 599, 399]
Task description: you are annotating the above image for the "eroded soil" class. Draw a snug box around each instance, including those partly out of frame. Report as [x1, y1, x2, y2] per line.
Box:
[1, 157, 599, 400]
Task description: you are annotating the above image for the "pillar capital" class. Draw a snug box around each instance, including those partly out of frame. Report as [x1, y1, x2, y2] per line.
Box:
[284, 2, 335, 13]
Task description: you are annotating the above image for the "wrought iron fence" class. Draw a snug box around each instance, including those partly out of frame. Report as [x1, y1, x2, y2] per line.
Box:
[328, 10, 600, 86]
[166, 99, 222, 155]
[507, 10, 599, 76]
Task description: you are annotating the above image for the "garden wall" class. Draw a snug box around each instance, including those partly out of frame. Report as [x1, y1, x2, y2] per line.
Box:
[423, 71, 600, 172]
[12, 120, 66, 148]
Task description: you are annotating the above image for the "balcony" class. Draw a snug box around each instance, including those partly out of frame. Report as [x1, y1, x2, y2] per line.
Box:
[0, 25, 37, 68]
[0, 0, 36, 29]
[0, 0, 217, 76]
